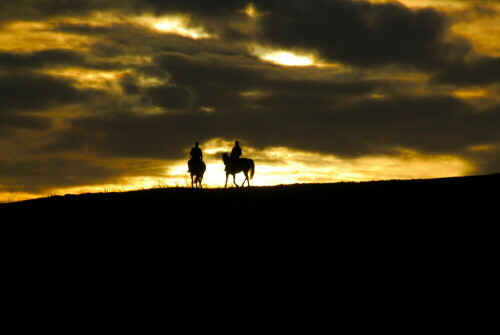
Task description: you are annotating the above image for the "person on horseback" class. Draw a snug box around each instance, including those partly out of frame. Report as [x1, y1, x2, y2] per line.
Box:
[226, 140, 242, 171]
[188, 142, 203, 173]
[230, 140, 242, 161]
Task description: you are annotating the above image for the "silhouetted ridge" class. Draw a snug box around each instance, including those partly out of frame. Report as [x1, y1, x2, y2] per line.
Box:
[2, 174, 497, 327]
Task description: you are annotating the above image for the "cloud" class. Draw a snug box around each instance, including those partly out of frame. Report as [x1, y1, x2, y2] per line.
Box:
[0, 114, 50, 133]
[433, 55, 500, 85]
[0, 72, 84, 111]
[0, 157, 117, 193]
[34, 45, 499, 166]
[143, 84, 193, 110]
[0, 0, 130, 22]
[252, 1, 468, 69]
[138, 0, 249, 17]
[0, 49, 84, 69]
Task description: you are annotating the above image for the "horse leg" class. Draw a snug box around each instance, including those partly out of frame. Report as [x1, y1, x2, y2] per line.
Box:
[242, 171, 249, 187]
[233, 174, 239, 187]
[245, 171, 250, 187]
[225, 173, 229, 188]
[191, 174, 194, 188]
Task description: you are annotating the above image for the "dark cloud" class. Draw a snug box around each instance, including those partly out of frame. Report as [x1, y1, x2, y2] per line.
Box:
[0, 114, 50, 133]
[119, 73, 141, 95]
[154, 52, 265, 111]
[139, 0, 249, 17]
[472, 145, 500, 175]
[144, 84, 193, 109]
[0, 157, 116, 193]
[44, 83, 500, 164]
[0, 49, 84, 69]
[254, 0, 470, 70]
[156, 52, 261, 86]
[154, 52, 378, 102]
[0, 47, 138, 75]
[0, 0, 130, 22]
[433, 55, 500, 85]
[217, 95, 500, 159]
[0, 73, 83, 111]
[45, 111, 218, 159]
[325, 96, 500, 156]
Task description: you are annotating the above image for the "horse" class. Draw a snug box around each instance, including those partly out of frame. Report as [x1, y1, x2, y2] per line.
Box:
[188, 159, 206, 188]
[222, 152, 255, 188]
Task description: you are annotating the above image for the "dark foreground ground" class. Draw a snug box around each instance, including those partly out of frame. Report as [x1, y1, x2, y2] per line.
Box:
[2, 174, 498, 328]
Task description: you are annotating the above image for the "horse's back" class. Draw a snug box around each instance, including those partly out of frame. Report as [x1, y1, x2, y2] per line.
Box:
[190, 160, 206, 176]
[230, 158, 253, 173]
[241, 158, 254, 167]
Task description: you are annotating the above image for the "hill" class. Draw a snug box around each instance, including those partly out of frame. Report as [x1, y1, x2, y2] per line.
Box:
[2, 174, 498, 328]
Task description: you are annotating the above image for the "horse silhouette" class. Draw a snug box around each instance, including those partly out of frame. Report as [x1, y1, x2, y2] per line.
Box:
[222, 152, 255, 188]
[188, 159, 206, 188]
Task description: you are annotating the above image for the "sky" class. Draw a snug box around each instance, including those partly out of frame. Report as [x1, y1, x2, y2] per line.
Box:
[1, 0, 500, 201]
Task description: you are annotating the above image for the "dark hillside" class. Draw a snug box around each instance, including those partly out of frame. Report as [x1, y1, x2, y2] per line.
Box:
[2, 174, 498, 328]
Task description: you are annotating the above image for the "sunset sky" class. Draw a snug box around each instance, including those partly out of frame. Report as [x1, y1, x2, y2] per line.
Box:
[1, 0, 499, 201]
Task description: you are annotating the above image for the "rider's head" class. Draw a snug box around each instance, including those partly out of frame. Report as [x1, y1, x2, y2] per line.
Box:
[195, 142, 199, 146]
[235, 140, 239, 146]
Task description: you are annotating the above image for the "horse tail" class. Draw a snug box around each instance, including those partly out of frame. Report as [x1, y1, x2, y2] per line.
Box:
[250, 159, 255, 179]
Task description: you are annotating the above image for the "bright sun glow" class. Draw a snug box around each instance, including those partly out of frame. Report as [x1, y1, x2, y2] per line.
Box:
[150, 16, 214, 39]
[262, 51, 314, 66]
[252, 46, 317, 66]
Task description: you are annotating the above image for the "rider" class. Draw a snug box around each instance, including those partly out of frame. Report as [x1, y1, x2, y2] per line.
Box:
[230, 140, 242, 161]
[224, 140, 242, 172]
[188, 141, 203, 173]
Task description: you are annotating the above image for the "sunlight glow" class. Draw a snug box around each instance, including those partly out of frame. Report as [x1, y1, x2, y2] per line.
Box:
[452, 88, 488, 99]
[242, 3, 262, 18]
[370, 94, 387, 99]
[263, 52, 313, 66]
[251, 46, 318, 66]
[467, 144, 498, 152]
[41, 68, 132, 89]
[367, 0, 470, 9]
[452, 18, 500, 57]
[150, 16, 214, 39]
[0, 21, 93, 52]
[165, 143, 473, 188]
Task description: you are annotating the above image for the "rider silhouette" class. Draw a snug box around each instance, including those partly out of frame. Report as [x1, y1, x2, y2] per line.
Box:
[225, 140, 242, 171]
[188, 142, 203, 173]
[230, 140, 242, 161]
